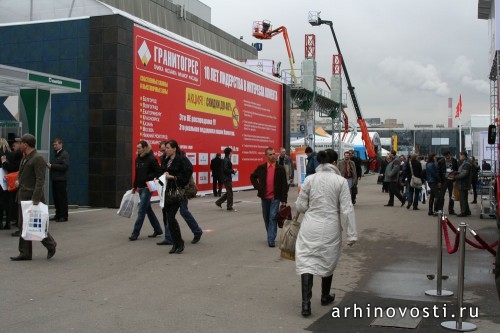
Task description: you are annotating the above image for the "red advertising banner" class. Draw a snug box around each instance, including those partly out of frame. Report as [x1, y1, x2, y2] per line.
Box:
[133, 25, 283, 193]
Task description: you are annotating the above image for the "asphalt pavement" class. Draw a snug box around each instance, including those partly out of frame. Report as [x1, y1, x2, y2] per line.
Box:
[0, 175, 498, 332]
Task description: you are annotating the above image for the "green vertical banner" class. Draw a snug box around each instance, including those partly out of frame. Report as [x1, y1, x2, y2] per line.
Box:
[19, 89, 50, 149]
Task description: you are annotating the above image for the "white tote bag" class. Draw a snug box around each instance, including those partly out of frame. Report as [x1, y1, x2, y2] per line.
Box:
[117, 190, 140, 218]
[157, 175, 166, 209]
[21, 201, 49, 241]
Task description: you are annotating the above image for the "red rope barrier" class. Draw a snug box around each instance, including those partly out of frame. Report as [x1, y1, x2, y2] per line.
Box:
[444, 219, 483, 249]
[470, 230, 498, 256]
[441, 219, 460, 254]
[442, 218, 499, 256]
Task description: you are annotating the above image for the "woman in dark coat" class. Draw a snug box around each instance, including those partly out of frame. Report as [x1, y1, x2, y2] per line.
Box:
[425, 153, 440, 216]
[405, 153, 423, 210]
[162, 140, 192, 254]
[470, 156, 479, 204]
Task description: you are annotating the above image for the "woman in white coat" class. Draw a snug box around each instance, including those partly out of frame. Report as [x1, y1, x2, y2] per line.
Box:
[295, 149, 358, 317]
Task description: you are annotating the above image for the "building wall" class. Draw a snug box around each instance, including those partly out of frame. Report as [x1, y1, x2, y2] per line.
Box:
[0, 5, 268, 207]
[88, 14, 134, 207]
[376, 128, 461, 156]
[100, 0, 257, 61]
[0, 19, 90, 206]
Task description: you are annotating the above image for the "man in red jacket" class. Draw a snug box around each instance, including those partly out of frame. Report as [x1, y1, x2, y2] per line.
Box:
[250, 147, 289, 247]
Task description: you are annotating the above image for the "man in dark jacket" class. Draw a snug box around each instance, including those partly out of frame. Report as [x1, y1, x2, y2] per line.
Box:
[10, 133, 57, 261]
[215, 147, 237, 211]
[405, 153, 423, 210]
[47, 138, 69, 222]
[250, 147, 289, 247]
[305, 146, 319, 177]
[437, 150, 459, 215]
[349, 149, 362, 204]
[383, 150, 406, 207]
[210, 153, 223, 196]
[128, 140, 163, 241]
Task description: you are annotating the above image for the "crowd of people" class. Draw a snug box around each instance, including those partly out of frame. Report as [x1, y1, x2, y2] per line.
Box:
[379, 149, 479, 217]
[124, 142, 358, 317]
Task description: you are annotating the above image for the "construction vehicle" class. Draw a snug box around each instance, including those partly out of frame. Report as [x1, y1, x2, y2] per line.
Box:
[252, 20, 297, 84]
[309, 12, 378, 169]
[316, 76, 349, 140]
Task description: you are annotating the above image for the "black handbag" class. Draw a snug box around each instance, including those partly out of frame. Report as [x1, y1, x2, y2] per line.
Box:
[164, 180, 186, 205]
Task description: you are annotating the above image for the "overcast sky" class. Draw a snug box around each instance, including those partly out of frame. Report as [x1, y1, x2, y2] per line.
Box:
[201, 0, 491, 127]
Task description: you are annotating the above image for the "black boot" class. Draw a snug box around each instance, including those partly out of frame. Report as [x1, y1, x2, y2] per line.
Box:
[301, 273, 313, 317]
[168, 219, 184, 254]
[321, 275, 336, 306]
[169, 244, 178, 254]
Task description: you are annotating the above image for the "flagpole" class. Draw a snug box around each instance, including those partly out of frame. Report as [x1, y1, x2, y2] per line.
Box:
[459, 117, 462, 153]
[455, 94, 463, 154]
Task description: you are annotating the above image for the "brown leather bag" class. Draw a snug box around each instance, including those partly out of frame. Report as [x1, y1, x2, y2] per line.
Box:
[276, 205, 292, 228]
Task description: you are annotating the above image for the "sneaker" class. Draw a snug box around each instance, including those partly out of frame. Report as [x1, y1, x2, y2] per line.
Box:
[227, 208, 237, 212]
[215, 202, 222, 208]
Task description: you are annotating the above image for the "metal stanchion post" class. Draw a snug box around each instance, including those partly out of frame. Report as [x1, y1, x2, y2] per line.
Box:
[441, 222, 477, 332]
[426, 211, 453, 297]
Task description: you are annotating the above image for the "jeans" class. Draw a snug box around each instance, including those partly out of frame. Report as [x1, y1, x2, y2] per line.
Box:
[428, 182, 440, 213]
[261, 198, 281, 244]
[132, 188, 163, 236]
[179, 200, 203, 235]
[408, 186, 421, 208]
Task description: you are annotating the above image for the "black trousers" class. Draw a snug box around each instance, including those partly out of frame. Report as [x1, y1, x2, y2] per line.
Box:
[212, 177, 222, 196]
[216, 180, 233, 209]
[438, 180, 455, 213]
[388, 182, 405, 205]
[7, 190, 18, 223]
[0, 189, 8, 223]
[52, 180, 68, 219]
[163, 203, 184, 246]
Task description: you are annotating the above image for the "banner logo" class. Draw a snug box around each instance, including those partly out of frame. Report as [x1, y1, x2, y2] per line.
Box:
[138, 41, 152, 67]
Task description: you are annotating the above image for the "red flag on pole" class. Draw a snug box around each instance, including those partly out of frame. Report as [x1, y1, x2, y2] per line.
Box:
[455, 94, 462, 119]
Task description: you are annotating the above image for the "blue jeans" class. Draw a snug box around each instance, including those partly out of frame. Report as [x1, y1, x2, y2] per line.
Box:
[179, 200, 203, 235]
[132, 188, 163, 236]
[261, 198, 280, 244]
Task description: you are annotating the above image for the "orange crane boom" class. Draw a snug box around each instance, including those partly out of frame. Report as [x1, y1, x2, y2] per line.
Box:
[252, 20, 297, 84]
[310, 14, 377, 167]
